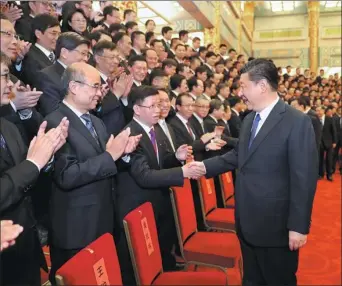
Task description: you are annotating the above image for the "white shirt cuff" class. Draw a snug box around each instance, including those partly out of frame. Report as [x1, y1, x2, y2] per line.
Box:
[121, 155, 130, 163]
[27, 159, 41, 172]
[18, 109, 33, 120]
[15, 61, 22, 71]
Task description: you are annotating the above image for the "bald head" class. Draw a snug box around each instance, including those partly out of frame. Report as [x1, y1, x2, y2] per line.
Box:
[62, 62, 102, 113]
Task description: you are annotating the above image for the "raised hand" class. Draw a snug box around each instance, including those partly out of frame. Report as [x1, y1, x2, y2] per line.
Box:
[11, 82, 42, 110]
[17, 40, 31, 60]
[182, 161, 206, 179]
[26, 121, 61, 170]
[122, 74, 134, 98]
[175, 144, 189, 161]
[0, 220, 23, 252]
[213, 138, 227, 148]
[4, 4, 23, 23]
[214, 126, 225, 137]
[124, 134, 142, 154]
[111, 73, 129, 98]
[53, 117, 69, 153]
[106, 128, 130, 161]
[200, 132, 216, 144]
[289, 231, 307, 251]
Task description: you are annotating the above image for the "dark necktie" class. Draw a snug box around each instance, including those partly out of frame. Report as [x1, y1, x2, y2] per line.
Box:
[48, 52, 55, 63]
[81, 114, 100, 145]
[186, 122, 194, 139]
[248, 114, 261, 149]
[0, 133, 7, 150]
[149, 128, 158, 155]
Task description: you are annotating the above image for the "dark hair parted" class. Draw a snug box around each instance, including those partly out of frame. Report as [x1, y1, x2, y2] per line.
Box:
[130, 85, 159, 106]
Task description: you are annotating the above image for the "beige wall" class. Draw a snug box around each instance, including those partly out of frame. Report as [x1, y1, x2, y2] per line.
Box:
[253, 12, 341, 68]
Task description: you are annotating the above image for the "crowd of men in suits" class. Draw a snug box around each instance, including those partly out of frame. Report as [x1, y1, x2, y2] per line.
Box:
[0, 1, 341, 285]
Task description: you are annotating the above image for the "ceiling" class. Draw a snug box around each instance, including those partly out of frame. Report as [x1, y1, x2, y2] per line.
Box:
[255, 1, 341, 16]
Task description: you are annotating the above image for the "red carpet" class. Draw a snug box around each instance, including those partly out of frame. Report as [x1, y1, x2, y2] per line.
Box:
[297, 173, 342, 285]
[40, 174, 341, 285]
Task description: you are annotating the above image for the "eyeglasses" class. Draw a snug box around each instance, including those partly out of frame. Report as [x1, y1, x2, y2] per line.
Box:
[0, 72, 10, 82]
[196, 105, 210, 109]
[73, 49, 91, 59]
[138, 104, 161, 110]
[74, 80, 101, 91]
[0, 31, 20, 41]
[46, 31, 61, 38]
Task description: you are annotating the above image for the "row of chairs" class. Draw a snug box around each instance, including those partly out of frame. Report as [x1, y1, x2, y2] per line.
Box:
[55, 173, 240, 285]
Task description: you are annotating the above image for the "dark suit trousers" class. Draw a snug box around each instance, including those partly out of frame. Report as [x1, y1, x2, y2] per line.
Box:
[319, 145, 333, 176]
[332, 140, 340, 172]
[49, 246, 81, 284]
[238, 228, 298, 286]
[1, 227, 42, 286]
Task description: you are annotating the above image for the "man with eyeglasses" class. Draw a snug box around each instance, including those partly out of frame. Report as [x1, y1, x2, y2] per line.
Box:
[93, 40, 131, 136]
[22, 14, 60, 87]
[115, 86, 198, 284]
[0, 14, 44, 146]
[15, 1, 53, 42]
[45, 62, 141, 284]
[37, 32, 91, 116]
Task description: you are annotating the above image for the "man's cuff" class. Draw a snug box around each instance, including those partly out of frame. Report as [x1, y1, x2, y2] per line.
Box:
[26, 159, 41, 172]
[121, 97, 128, 106]
[18, 109, 33, 120]
[15, 60, 23, 71]
[122, 155, 130, 163]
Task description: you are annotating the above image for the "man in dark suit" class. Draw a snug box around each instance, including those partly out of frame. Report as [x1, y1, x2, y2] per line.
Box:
[45, 62, 141, 283]
[37, 32, 90, 116]
[129, 31, 145, 58]
[1, 50, 68, 285]
[291, 97, 322, 153]
[169, 93, 220, 160]
[115, 86, 195, 284]
[161, 26, 173, 53]
[156, 88, 178, 151]
[205, 99, 238, 150]
[21, 14, 60, 87]
[316, 106, 337, 181]
[228, 96, 243, 138]
[15, 1, 52, 42]
[92, 40, 129, 136]
[189, 59, 318, 285]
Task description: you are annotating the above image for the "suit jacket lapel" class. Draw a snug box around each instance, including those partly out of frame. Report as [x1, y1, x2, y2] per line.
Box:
[91, 115, 106, 151]
[1, 119, 21, 165]
[131, 120, 159, 168]
[61, 104, 102, 153]
[242, 100, 286, 167]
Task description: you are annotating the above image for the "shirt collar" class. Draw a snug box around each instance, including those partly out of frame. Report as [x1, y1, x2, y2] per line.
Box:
[217, 94, 225, 102]
[158, 119, 166, 126]
[133, 47, 142, 55]
[134, 117, 153, 136]
[193, 113, 203, 124]
[172, 90, 179, 97]
[133, 80, 141, 86]
[63, 100, 86, 118]
[258, 97, 279, 122]
[99, 72, 108, 82]
[209, 114, 218, 123]
[189, 92, 197, 100]
[57, 59, 67, 69]
[35, 43, 53, 58]
[203, 93, 211, 101]
[176, 113, 188, 124]
[231, 108, 239, 116]
[103, 22, 110, 28]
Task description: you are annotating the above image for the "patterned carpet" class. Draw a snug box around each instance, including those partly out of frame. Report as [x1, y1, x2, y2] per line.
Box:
[40, 173, 341, 285]
[297, 172, 341, 285]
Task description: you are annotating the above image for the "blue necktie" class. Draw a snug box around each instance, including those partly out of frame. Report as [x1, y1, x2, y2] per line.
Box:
[81, 114, 100, 145]
[248, 114, 261, 149]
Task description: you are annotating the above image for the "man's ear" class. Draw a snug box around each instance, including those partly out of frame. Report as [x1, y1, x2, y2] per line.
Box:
[34, 29, 42, 41]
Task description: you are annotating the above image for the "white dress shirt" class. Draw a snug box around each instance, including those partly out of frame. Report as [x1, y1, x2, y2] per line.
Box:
[134, 117, 159, 162]
[176, 113, 195, 139]
[193, 113, 205, 133]
[255, 97, 279, 136]
[158, 119, 175, 151]
[35, 43, 54, 59]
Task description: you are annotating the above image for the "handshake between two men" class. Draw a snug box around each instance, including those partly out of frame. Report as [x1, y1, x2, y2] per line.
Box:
[182, 161, 207, 180]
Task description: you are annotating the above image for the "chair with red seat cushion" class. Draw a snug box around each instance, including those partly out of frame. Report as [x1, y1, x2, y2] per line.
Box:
[170, 179, 242, 281]
[123, 202, 228, 285]
[219, 172, 235, 209]
[55, 233, 122, 285]
[197, 177, 235, 232]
